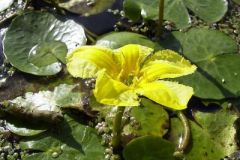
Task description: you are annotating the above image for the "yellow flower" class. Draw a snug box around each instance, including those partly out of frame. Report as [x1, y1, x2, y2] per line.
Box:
[66, 44, 197, 110]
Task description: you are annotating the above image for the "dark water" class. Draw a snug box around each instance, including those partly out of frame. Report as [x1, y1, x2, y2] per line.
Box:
[0, 0, 123, 65]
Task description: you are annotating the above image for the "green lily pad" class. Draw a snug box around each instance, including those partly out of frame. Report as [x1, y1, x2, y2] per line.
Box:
[123, 136, 175, 160]
[183, 0, 228, 23]
[170, 108, 238, 159]
[21, 114, 105, 160]
[123, 0, 228, 29]
[162, 28, 239, 99]
[3, 12, 86, 76]
[123, 98, 169, 137]
[28, 41, 67, 67]
[0, 0, 14, 12]
[57, 0, 115, 16]
[96, 31, 160, 50]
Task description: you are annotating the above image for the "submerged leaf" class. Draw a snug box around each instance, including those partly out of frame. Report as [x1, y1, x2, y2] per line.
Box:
[3, 12, 86, 75]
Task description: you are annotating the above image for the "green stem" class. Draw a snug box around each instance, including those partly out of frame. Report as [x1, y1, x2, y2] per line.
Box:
[83, 27, 98, 43]
[84, 27, 98, 39]
[174, 111, 190, 158]
[111, 106, 125, 149]
[157, 0, 165, 37]
[86, 34, 96, 43]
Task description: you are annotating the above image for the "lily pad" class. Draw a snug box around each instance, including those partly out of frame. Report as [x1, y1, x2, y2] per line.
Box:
[123, 0, 228, 28]
[28, 41, 68, 67]
[3, 12, 86, 76]
[123, 98, 169, 137]
[0, 0, 14, 12]
[123, 136, 175, 160]
[21, 114, 105, 160]
[96, 31, 160, 50]
[162, 28, 240, 99]
[57, 0, 115, 16]
[170, 108, 238, 159]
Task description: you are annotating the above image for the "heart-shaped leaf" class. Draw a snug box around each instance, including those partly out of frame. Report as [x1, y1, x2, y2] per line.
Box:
[123, 136, 175, 160]
[123, 0, 228, 29]
[161, 28, 239, 99]
[3, 12, 86, 76]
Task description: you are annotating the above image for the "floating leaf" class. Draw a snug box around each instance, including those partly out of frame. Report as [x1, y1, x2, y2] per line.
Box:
[57, 0, 115, 16]
[162, 28, 239, 99]
[170, 108, 239, 159]
[123, 0, 228, 28]
[96, 31, 161, 50]
[123, 136, 175, 160]
[28, 41, 67, 67]
[123, 98, 169, 137]
[0, 0, 14, 12]
[21, 114, 105, 160]
[3, 12, 86, 76]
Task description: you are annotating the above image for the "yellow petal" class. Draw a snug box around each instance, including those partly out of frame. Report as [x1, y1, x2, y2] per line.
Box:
[136, 80, 194, 110]
[140, 50, 196, 82]
[66, 46, 119, 78]
[114, 44, 153, 81]
[94, 71, 139, 106]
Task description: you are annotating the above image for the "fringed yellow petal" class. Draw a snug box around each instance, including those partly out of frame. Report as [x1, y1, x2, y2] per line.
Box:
[94, 71, 139, 107]
[66, 46, 119, 78]
[140, 50, 196, 82]
[114, 44, 153, 81]
[136, 80, 194, 110]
